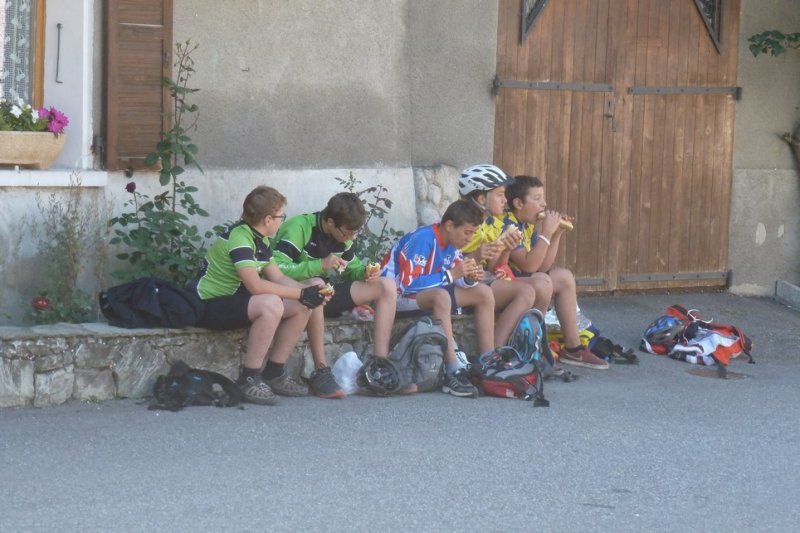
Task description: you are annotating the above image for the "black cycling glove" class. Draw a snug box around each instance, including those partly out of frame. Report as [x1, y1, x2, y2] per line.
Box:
[299, 286, 325, 309]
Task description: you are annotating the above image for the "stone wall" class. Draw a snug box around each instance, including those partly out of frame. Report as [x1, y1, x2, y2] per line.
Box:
[0, 315, 477, 408]
[413, 164, 461, 225]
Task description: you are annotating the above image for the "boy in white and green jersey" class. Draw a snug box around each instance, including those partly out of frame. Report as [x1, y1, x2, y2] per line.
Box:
[190, 186, 329, 405]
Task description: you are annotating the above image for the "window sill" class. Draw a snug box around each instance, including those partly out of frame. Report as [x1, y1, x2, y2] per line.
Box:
[0, 168, 108, 187]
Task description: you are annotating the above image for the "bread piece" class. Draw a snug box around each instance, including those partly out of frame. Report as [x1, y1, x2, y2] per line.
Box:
[536, 211, 574, 231]
[366, 262, 380, 276]
[319, 283, 335, 296]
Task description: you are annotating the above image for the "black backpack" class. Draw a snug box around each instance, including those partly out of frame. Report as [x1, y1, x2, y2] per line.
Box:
[99, 277, 204, 329]
[149, 360, 242, 411]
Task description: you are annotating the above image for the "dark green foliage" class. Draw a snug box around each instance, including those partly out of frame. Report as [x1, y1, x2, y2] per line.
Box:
[334, 172, 404, 262]
[748, 30, 800, 57]
[109, 40, 212, 286]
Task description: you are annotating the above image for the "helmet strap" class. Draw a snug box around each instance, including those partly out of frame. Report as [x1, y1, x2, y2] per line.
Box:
[468, 195, 489, 217]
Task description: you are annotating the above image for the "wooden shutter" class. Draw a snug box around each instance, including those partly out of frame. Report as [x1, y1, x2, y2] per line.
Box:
[105, 0, 172, 171]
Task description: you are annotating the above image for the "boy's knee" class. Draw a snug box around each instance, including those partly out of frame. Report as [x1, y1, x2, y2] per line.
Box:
[551, 267, 576, 291]
[474, 283, 495, 306]
[378, 278, 396, 298]
[251, 294, 283, 320]
[430, 288, 452, 312]
[517, 283, 536, 306]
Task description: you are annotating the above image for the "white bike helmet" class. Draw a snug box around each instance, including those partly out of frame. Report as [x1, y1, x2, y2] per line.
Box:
[459, 164, 513, 197]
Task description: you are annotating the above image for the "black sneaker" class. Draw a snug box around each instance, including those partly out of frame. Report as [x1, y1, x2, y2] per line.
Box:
[308, 366, 346, 399]
[441, 369, 478, 398]
[237, 375, 280, 405]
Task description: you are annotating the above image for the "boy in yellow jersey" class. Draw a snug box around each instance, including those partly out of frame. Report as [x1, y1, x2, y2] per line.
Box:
[458, 165, 544, 346]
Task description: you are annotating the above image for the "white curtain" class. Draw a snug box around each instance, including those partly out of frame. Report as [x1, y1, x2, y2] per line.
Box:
[1, 0, 34, 102]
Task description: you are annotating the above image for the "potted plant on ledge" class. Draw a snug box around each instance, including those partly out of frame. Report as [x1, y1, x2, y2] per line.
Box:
[0, 98, 69, 170]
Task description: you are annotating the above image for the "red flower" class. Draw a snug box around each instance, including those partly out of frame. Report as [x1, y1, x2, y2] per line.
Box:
[32, 294, 50, 311]
[125, 182, 137, 193]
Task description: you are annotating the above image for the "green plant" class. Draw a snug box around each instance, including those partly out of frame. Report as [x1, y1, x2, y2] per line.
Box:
[29, 174, 109, 324]
[334, 171, 404, 261]
[109, 40, 212, 286]
[748, 30, 800, 58]
[748, 29, 800, 173]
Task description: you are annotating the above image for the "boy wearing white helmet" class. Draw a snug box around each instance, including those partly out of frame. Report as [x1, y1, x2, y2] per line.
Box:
[458, 164, 551, 346]
[461, 165, 607, 370]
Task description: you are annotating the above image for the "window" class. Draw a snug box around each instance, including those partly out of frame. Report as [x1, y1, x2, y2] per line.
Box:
[1, 0, 43, 105]
[520, 0, 548, 44]
[694, 0, 722, 53]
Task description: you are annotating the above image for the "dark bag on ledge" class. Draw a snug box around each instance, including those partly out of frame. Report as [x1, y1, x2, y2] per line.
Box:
[99, 276, 204, 329]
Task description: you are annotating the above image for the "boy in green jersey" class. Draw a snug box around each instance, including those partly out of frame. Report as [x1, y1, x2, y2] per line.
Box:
[273, 192, 398, 398]
[191, 186, 329, 405]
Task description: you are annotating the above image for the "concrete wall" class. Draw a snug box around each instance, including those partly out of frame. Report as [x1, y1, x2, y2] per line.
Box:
[0, 1, 498, 326]
[729, 0, 800, 294]
[172, 0, 497, 170]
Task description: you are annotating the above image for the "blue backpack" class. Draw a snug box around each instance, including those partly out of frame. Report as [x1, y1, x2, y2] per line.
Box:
[508, 309, 555, 371]
[469, 309, 553, 406]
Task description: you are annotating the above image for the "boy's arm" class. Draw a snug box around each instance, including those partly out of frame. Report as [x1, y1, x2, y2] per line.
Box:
[238, 264, 303, 299]
[341, 249, 367, 281]
[508, 213, 560, 273]
[272, 220, 324, 280]
[539, 228, 565, 272]
[487, 247, 511, 271]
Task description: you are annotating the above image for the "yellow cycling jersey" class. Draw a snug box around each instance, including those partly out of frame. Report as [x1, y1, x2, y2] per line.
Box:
[461, 215, 506, 254]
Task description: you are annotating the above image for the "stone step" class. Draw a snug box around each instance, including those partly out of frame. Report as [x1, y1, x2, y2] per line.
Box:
[0, 315, 477, 408]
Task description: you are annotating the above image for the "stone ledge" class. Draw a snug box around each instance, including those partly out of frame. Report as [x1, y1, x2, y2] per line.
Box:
[0, 315, 477, 408]
[776, 279, 800, 310]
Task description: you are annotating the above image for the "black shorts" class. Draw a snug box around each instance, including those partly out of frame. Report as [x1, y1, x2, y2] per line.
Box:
[198, 292, 252, 330]
[324, 281, 357, 318]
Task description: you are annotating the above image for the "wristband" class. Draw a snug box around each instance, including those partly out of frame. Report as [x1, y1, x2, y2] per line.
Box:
[538, 235, 551, 246]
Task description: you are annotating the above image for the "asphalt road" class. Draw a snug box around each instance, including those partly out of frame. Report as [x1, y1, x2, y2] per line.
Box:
[2, 292, 798, 532]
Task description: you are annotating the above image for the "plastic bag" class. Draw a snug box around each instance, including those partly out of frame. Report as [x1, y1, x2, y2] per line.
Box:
[544, 304, 592, 332]
[332, 351, 364, 395]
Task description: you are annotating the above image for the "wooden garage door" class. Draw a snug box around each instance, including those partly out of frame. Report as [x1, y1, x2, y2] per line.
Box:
[494, 0, 740, 292]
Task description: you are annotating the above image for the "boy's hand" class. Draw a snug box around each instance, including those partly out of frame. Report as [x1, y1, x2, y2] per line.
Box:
[478, 241, 504, 262]
[460, 257, 483, 283]
[537, 210, 561, 237]
[497, 226, 523, 250]
[299, 284, 326, 308]
[321, 254, 348, 273]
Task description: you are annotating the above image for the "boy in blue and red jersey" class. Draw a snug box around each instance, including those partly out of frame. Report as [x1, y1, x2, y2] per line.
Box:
[381, 200, 496, 398]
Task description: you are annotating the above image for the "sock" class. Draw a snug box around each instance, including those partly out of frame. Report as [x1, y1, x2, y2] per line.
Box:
[446, 361, 461, 375]
[262, 360, 284, 380]
[565, 345, 583, 353]
[239, 366, 260, 382]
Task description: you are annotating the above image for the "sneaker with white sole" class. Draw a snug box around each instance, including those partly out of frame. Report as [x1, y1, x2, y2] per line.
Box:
[441, 369, 478, 398]
[560, 346, 609, 370]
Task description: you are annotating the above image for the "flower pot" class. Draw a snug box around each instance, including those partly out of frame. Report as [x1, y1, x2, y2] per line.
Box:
[0, 131, 67, 170]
